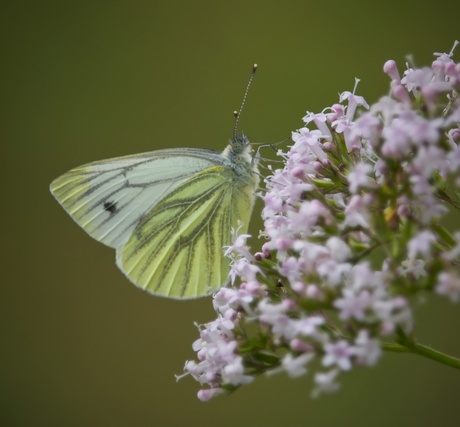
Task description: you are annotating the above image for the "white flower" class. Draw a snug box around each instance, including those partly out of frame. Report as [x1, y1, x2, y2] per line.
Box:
[322, 340, 354, 371]
[407, 231, 437, 259]
[197, 388, 225, 401]
[353, 330, 382, 366]
[334, 288, 373, 320]
[399, 259, 427, 278]
[222, 356, 253, 386]
[436, 271, 460, 302]
[348, 163, 374, 193]
[312, 369, 340, 398]
[281, 353, 315, 378]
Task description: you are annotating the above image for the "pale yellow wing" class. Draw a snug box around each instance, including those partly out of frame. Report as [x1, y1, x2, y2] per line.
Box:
[116, 165, 255, 299]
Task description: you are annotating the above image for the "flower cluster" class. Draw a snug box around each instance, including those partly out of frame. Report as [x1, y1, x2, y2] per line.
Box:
[180, 42, 460, 401]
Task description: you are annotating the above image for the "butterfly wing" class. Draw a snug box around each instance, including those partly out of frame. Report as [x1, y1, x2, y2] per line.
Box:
[50, 148, 225, 248]
[117, 165, 256, 299]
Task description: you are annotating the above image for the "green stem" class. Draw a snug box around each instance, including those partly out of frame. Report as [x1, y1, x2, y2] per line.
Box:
[436, 189, 460, 211]
[382, 342, 460, 370]
[431, 222, 456, 246]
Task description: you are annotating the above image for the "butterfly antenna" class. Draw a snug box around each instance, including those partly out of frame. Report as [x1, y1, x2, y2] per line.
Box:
[233, 64, 258, 140]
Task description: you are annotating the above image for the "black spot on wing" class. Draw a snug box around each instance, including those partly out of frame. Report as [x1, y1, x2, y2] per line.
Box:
[103, 201, 118, 214]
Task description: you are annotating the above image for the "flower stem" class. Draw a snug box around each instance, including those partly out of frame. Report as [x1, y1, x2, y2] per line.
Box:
[382, 342, 460, 369]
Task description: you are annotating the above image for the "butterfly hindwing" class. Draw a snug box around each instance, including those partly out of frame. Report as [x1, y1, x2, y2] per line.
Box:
[117, 165, 255, 298]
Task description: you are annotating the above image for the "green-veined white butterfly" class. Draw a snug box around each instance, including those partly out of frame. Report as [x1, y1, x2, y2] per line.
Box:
[50, 66, 260, 299]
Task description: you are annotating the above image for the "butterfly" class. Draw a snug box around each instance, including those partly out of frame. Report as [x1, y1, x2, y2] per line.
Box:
[50, 66, 260, 299]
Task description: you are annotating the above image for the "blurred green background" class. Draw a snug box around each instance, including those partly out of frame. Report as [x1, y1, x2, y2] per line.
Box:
[2, 0, 460, 425]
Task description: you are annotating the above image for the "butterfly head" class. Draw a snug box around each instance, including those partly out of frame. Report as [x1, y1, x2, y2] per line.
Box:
[230, 132, 250, 155]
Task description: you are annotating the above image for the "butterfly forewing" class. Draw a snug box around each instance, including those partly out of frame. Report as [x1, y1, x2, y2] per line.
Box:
[117, 166, 255, 298]
[50, 149, 225, 248]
